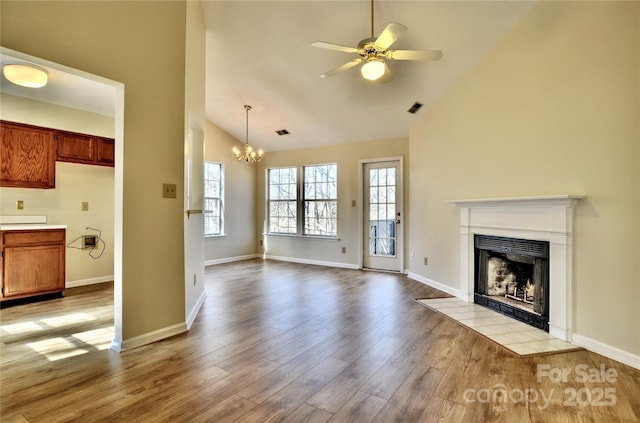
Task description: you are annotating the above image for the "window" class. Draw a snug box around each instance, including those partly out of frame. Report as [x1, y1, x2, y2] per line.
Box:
[303, 164, 337, 236]
[268, 167, 297, 234]
[204, 162, 224, 236]
[267, 164, 338, 237]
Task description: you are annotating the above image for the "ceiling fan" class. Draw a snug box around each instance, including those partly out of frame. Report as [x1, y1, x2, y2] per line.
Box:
[311, 0, 442, 81]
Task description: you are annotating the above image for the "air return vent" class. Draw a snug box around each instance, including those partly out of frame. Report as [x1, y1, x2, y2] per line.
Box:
[407, 102, 423, 114]
[275, 129, 290, 136]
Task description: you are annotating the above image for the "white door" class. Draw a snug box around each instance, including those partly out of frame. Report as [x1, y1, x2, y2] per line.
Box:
[363, 160, 402, 272]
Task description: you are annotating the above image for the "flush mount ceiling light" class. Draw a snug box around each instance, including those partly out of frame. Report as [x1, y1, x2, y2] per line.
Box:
[232, 105, 263, 164]
[3, 63, 48, 88]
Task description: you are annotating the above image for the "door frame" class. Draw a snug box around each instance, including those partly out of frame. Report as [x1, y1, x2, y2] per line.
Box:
[357, 156, 404, 272]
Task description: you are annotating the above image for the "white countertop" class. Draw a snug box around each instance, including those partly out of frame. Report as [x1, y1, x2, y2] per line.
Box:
[0, 224, 67, 231]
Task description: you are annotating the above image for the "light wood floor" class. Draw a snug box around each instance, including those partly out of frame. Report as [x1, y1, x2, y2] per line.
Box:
[1, 259, 638, 422]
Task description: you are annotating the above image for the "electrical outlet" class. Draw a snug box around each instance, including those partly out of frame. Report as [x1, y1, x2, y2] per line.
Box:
[81, 201, 89, 211]
[16, 200, 24, 210]
[424, 257, 428, 266]
[351, 200, 356, 207]
[162, 183, 177, 198]
[259, 240, 263, 246]
[193, 274, 197, 286]
[341, 246, 346, 254]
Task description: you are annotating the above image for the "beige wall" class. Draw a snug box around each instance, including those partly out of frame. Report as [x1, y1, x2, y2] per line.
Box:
[409, 1, 639, 356]
[0, 94, 115, 284]
[256, 137, 409, 267]
[2, 1, 188, 340]
[183, 0, 206, 325]
[204, 120, 257, 262]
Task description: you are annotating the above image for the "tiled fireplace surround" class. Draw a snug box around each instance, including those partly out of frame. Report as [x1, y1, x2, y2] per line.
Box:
[449, 195, 583, 342]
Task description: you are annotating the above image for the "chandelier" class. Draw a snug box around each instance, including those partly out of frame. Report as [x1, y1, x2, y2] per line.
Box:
[232, 105, 263, 163]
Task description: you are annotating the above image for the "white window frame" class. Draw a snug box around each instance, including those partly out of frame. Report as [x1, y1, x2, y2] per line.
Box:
[267, 166, 298, 234]
[204, 161, 224, 237]
[266, 163, 338, 238]
[303, 163, 337, 237]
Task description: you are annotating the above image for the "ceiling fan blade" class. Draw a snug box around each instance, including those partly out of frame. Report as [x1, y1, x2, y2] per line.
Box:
[374, 23, 407, 50]
[311, 41, 360, 54]
[379, 62, 394, 83]
[320, 58, 363, 78]
[386, 49, 443, 61]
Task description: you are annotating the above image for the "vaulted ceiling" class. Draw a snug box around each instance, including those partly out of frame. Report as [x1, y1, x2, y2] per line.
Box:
[203, 1, 536, 152]
[1, 1, 537, 153]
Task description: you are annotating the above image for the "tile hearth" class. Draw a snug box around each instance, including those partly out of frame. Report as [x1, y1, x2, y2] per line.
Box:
[416, 297, 582, 357]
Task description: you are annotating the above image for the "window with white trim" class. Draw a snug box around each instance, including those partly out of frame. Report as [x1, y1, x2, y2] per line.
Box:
[204, 162, 224, 236]
[268, 167, 297, 234]
[267, 164, 338, 237]
[303, 164, 337, 236]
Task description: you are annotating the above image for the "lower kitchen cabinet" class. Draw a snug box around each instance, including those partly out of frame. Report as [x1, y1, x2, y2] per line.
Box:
[1, 229, 66, 301]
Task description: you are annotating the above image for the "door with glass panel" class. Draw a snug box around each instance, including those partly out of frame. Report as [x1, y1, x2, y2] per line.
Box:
[363, 161, 402, 271]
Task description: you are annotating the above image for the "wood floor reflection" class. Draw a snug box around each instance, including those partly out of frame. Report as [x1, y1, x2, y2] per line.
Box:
[1, 259, 638, 422]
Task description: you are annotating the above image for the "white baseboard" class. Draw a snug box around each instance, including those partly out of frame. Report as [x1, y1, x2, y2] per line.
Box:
[205, 254, 260, 267]
[407, 272, 463, 299]
[111, 322, 187, 352]
[572, 333, 640, 370]
[265, 254, 360, 270]
[186, 291, 207, 330]
[66, 275, 114, 288]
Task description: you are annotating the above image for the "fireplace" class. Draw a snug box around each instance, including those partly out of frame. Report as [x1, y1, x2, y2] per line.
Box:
[449, 195, 583, 341]
[474, 235, 549, 330]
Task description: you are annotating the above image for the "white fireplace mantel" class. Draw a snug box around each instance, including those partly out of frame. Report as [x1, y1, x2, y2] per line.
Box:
[449, 195, 584, 341]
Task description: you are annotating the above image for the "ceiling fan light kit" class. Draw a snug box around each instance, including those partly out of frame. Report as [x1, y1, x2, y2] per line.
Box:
[361, 59, 385, 81]
[312, 0, 442, 81]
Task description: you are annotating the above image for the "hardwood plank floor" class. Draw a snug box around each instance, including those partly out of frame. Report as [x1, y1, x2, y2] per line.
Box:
[1, 259, 638, 422]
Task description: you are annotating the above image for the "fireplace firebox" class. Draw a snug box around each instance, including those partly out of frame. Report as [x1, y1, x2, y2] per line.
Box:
[474, 235, 550, 331]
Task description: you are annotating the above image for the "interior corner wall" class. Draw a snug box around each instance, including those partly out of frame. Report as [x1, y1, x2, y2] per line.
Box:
[183, 0, 206, 327]
[0, 94, 115, 285]
[408, 1, 639, 358]
[1, 1, 188, 341]
[255, 138, 409, 268]
[204, 120, 257, 263]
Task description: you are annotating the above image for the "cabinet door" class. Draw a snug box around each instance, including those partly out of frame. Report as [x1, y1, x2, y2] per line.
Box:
[95, 137, 115, 167]
[56, 131, 96, 164]
[0, 121, 56, 189]
[2, 244, 65, 298]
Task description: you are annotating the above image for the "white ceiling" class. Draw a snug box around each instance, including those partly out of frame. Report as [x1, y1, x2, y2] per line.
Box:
[203, 1, 536, 152]
[0, 53, 115, 117]
[1, 1, 536, 153]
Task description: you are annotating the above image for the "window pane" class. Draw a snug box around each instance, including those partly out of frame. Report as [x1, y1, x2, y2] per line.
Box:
[204, 162, 224, 236]
[303, 164, 337, 236]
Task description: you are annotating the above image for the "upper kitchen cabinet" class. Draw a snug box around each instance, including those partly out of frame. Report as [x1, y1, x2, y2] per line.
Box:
[0, 120, 57, 189]
[56, 130, 115, 167]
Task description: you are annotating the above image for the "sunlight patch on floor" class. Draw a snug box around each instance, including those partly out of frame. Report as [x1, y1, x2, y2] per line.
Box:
[26, 326, 114, 361]
[41, 312, 97, 327]
[1, 321, 44, 334]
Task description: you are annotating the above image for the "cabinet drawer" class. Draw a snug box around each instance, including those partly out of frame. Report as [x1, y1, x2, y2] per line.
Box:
[2, 229, 65, 246]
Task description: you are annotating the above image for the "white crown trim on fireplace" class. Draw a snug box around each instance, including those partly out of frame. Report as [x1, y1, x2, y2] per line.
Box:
[448, 195, 584, 342]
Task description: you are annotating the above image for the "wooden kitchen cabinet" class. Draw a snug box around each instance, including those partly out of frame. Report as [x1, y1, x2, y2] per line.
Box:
[1, 229, 66, 301]
[0, 120, 57, 189]
[56, 130, 115, 167]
